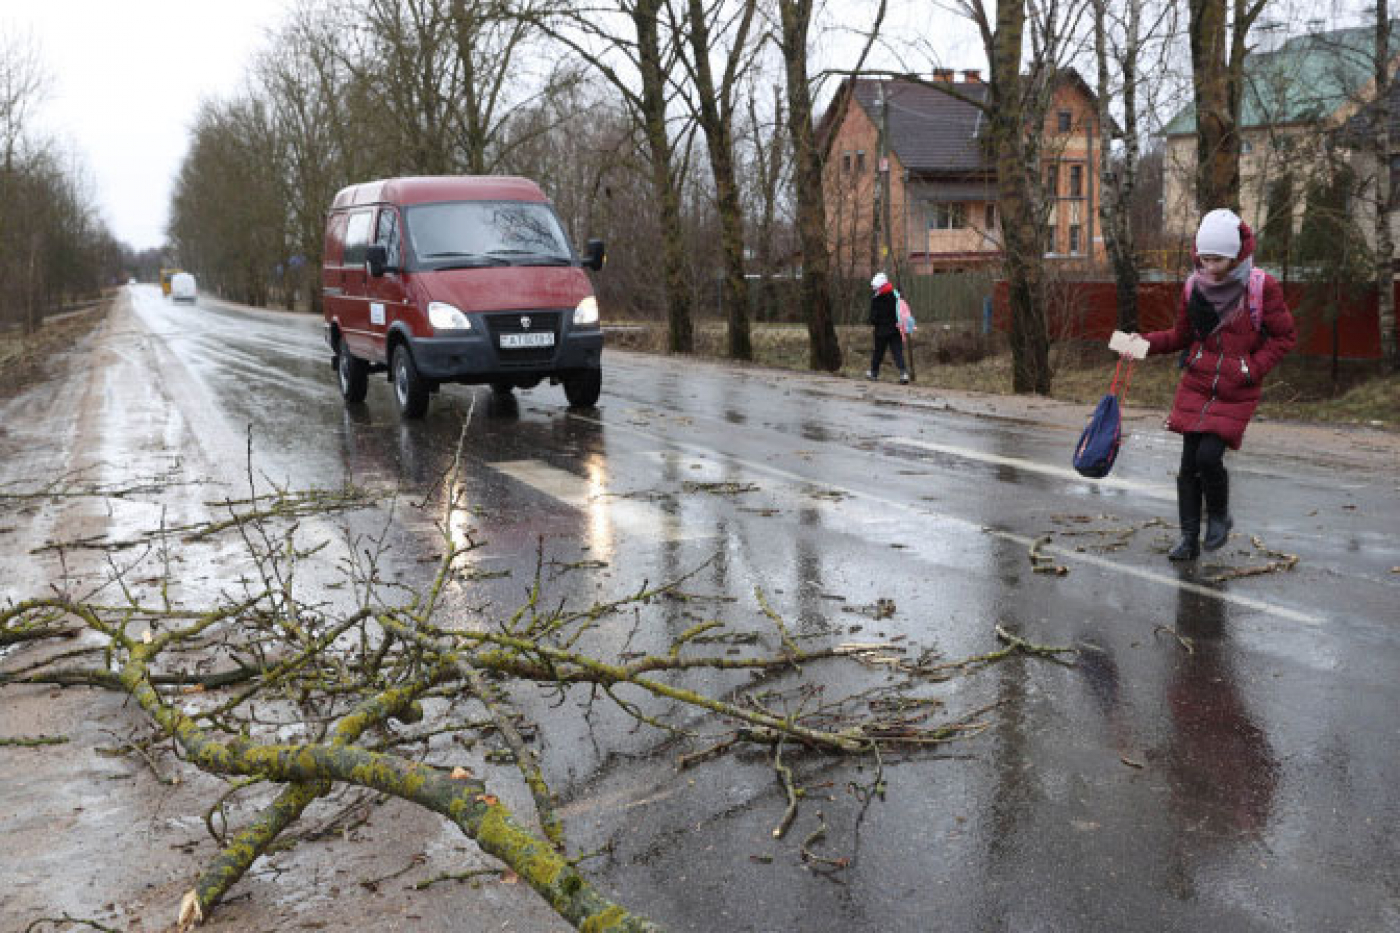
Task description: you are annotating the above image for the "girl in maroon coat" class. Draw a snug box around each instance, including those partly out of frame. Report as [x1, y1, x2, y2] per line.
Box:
[1138, 208, 1297, 560]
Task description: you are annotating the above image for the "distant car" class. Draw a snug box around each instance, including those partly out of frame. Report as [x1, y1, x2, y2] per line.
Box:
[170, 273, 197, 303]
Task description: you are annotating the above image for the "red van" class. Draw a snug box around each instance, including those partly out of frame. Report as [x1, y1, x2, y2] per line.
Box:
[322, 176, 605, 417]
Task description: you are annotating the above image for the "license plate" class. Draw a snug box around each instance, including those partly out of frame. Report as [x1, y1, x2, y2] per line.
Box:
[500, 332, 555, 349]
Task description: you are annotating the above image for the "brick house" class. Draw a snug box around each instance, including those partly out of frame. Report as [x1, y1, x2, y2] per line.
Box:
[817, 69, 1109, 279]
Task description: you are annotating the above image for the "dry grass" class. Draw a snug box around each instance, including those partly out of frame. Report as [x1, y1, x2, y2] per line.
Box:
[607, 321, 1399, 430]
[0, 301, 110, 401]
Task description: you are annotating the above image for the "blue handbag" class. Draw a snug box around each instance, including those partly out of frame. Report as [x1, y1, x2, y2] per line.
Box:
[1073, 359, 1132, 478]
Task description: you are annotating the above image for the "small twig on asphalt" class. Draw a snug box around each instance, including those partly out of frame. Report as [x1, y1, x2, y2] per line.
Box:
[411, 867, 504, 891]
[772, 738, 799, 840]
[799, 811, 849, 870]
[359, 853, 427, 891]
[0, 735, 69, 747]
[1203, 535, 1300, 583]
[1029, 536, 1069, 575]
[677, 735, 738, 770]
[24, 915, 123, 933]
[1152, 625, 1195, 654]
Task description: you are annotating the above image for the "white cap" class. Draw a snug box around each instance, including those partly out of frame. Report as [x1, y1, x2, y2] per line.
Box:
[870, 272, 888, 290]
[1195, 208, 1242, 259]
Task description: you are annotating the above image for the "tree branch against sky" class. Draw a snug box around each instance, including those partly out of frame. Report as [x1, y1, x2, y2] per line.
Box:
[526, 0, 698, 353]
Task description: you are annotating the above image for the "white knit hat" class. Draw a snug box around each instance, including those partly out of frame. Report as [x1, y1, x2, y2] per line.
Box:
[1195, 208, 1242, 259]
[870, 272, 888, 291]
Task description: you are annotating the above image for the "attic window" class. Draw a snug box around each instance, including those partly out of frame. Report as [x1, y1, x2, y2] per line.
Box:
[856, 150, 867, 172]
[842, 151, 852, 174]
[1057, 110, 1072, 132]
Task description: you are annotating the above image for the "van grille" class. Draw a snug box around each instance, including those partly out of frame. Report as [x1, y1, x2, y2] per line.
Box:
[485, 310, 563, 366]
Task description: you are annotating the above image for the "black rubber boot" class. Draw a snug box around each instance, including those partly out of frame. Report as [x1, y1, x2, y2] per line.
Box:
[1168, 474, 1202, 561]
[1202, 469, 1234, 551]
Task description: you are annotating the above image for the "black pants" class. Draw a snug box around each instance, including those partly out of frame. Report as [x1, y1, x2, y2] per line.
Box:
[870, 329, 906, 375]
[1179, 432, 1227, 483]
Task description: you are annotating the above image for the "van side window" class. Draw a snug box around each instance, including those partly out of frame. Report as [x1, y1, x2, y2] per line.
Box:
[375, 208, 402, 268]
[343, 210, 373, 266]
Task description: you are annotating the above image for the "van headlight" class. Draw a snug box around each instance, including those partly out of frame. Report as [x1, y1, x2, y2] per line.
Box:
[428, 301, 471, 332]
[573, 295, 599, 326]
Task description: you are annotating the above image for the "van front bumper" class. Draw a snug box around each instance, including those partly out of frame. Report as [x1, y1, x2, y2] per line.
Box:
[406, 329, 602, 382]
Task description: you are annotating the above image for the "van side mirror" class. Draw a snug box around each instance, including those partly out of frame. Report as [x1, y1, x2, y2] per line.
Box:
[583, 239, 606, 272]
[366, 243, 388, 277]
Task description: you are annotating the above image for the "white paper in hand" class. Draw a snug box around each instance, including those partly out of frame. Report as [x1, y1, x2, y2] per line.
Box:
[1109, 330, 1149, 360]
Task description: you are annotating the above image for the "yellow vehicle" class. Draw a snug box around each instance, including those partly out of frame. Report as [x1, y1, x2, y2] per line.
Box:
[160, 267, 183, 296]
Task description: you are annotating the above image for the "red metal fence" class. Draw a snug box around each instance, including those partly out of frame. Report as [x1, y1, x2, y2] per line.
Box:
[993, 279, 1383, 359]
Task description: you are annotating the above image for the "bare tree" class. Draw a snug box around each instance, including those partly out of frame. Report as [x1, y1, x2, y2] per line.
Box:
[528, 0, 697, 353]
[775, 0, 876, 372]
[674, 0, 762, 359]
[0, 30, 115, 331]
[1189, 0, 1270, 212]
[741, 82, 789, 323]
[1092, 0, 1179, 331]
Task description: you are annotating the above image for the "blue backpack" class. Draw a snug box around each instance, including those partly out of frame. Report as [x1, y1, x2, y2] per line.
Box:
[1073, 359, 1132, 478]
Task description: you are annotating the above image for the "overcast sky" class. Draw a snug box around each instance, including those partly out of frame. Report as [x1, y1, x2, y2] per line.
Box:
[2, 0, 988, 255]
[4, 0, 294, 252]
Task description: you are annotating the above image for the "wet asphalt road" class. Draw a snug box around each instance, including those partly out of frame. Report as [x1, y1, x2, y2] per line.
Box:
[45, 286, 1400, 930]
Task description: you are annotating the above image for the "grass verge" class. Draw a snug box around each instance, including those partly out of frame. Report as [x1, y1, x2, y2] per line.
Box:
[607, 322, 1398, 430]
[0, 298, 111, 402]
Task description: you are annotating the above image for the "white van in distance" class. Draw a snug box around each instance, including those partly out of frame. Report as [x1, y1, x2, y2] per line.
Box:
[170, 273, 197, 303]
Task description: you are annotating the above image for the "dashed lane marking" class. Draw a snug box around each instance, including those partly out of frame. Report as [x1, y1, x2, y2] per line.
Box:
[887, 436, 1177, 500]
[567, 413, 1325, 626]
[492, 459, 712, 544]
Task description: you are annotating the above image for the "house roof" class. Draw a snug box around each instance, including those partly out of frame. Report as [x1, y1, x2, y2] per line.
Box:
[848, 78, 992, 174]
[1162, 24, 1390, 136]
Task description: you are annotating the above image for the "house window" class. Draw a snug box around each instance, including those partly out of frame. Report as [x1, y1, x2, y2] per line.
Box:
[929, 203, 967, 230]
[984, 203, 997, 230]
[842, 151, 852, 174]
[1069, 224, 1082, 254]
[1057, 110, 1072, 132]
[1069, 164, 1084, 197]
[1045, 224, 1057, 253]
[856, 150, 866, 172]
[1241, 140, 1254, 154]
[1045, 164, 1058, 196]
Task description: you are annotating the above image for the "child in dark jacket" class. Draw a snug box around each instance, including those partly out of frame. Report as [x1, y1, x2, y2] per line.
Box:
[1133, 208, 1296, 560]
[866, 272, 909, 384]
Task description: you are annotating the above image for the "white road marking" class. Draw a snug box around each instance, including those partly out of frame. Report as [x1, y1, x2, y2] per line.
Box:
[888, 436, 1177, 500]
[492, 460, 712, 544]
[569, 413, 1325, 626]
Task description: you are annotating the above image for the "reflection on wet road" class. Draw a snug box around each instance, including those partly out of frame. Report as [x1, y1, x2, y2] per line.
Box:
[123, 286, 1400, 931]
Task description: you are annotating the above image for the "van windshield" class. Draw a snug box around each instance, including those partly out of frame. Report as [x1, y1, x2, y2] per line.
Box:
[405, 201, 573, 268]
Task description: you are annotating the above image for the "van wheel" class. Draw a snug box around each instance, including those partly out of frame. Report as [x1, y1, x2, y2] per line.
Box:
[491, 381, 513, 395]
[563, 369, 601, 408]
[392, 345, 430, 418]
[337, 345, 368, 403]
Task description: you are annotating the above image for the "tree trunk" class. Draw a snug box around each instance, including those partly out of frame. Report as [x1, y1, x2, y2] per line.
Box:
[685, 0, 753, 360]
[635, 0, 693, 353]
[1189, 0, 1238, 211]
[1093, 0, 1141, 333]
[991, 0, 1050, 393]
[1376, 0, 1398, 371]
[778, 0, 841, 372]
